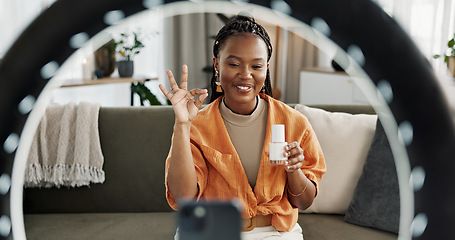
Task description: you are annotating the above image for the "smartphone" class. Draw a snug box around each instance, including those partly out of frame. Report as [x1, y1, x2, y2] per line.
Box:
[177, 200, 241, 240]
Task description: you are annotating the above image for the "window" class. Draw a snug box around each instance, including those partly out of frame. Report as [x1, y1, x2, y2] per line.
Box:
[375, 0, 455, 75]
[0, 0, 56, 58]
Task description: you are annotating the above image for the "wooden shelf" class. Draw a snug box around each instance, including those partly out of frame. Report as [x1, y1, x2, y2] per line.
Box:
[61, 77, 158, 88]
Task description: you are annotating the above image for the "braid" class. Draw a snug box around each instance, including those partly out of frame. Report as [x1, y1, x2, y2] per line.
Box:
[209, 15, 274, 103]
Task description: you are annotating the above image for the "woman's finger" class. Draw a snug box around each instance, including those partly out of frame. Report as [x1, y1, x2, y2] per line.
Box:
[285, 154, 304, 172]
[286, 142, 302, 157]
[167, 70, 180, 93]
[189, 88, 207, 96]
[180, 64, 189, 90]
[287, 154, 305, 166]
[158, 84, 173, 100]
[186, 88, 208, 107]
[285, 141, 299, 151]
[288, 148, 303, 159]
[194, 90, 208, 109]
[286, 164, 301, 172]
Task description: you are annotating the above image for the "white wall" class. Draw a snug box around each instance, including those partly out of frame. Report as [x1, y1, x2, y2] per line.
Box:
[50, 9, 167, 107]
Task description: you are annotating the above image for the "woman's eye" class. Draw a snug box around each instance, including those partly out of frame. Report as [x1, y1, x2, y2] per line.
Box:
[228, 63, 239, 67]
[253, 65, 263, 69]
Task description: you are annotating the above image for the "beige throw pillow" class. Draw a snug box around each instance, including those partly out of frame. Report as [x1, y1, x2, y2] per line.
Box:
[295, 104, 377, 214]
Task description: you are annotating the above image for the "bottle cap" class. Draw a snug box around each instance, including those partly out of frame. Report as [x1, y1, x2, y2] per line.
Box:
[271, 124, 285, 142]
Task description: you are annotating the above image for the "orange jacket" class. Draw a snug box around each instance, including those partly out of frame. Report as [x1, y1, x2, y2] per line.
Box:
[165, 94, 326, 231]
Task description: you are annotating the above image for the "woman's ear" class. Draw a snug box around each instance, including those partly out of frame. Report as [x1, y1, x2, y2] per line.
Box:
[213, 57, 218, 71]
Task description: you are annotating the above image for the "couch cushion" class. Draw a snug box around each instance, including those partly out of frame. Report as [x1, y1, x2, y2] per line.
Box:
[24, 213, 397, 240]
[298, 214, 397, 240]
[344, 120, 400, 233]
[23, 106, 175, 214]
[295, 104, 377, 214]
[24, 212, 176, 240]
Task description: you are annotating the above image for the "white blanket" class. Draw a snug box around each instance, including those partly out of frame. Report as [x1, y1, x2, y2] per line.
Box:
[25, 101, 105, 188]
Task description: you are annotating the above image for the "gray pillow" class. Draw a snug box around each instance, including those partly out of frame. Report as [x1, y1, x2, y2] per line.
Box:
[344, 120, 400, 233]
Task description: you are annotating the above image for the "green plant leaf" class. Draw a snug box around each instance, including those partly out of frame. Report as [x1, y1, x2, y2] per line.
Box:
[448, 39, 455, 48]
[130, 82, 162, 105]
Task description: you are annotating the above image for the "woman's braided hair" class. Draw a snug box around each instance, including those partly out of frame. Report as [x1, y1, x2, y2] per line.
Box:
[209, 15, 273, 103]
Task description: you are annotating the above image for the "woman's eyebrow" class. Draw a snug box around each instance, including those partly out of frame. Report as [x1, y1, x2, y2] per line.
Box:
[226, 55, 241, 60]
[226, 55, 265, 61]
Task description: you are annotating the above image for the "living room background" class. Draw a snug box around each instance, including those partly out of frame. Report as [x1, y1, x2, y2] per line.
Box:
[1, 0, 454, 106]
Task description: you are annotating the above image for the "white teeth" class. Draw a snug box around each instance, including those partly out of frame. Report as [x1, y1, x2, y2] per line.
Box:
[237, 86, 250, 90]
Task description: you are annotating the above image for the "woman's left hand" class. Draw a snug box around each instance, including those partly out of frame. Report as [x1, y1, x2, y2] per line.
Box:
[284, 141, 316, 210]
[283, 141, 304, 172]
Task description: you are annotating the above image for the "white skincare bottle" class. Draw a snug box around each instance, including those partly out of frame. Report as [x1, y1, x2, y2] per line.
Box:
[269, 124, 287, 165]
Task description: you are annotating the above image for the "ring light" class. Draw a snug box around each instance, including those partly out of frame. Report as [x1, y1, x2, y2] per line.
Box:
[0, 1, 454, 240]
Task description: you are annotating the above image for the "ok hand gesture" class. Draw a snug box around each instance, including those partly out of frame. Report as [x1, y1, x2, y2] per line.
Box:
[159, 65, 208, 124]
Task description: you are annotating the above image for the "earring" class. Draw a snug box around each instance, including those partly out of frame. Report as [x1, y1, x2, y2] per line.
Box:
[216, 81, 222, 92]
[215, 69, 222, 92]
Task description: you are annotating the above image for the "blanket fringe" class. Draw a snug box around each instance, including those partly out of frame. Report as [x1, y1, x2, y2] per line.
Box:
[24, 163, 105, 188]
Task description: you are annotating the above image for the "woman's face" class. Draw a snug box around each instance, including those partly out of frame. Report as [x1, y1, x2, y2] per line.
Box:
[213, 33, 269, 115]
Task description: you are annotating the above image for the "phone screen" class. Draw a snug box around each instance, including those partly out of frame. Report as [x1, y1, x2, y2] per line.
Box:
[177, 200, 241, 240]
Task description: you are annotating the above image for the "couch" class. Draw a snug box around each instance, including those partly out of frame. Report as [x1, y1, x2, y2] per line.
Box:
[23, 104, 399, 240]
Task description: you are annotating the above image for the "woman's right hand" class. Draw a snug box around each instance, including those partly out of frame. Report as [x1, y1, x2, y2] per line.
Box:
[159, 65, 208, 124]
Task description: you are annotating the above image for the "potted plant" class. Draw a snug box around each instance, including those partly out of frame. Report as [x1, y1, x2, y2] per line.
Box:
[114, 31, 145, 77]
[433, 33, 455, 77]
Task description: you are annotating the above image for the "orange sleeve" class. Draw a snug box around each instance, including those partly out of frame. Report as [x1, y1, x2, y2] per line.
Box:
[190, 140, 209, 201]
[164, 133, 209, 210]
[299, 123, 326, 196]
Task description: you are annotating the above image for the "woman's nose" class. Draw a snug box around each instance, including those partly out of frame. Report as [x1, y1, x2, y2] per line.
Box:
[239, 67, 252, 79]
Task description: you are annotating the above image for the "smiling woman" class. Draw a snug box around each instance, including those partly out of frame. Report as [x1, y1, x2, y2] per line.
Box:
[215, 29, 271, 114]
[0, 1, 454, 240]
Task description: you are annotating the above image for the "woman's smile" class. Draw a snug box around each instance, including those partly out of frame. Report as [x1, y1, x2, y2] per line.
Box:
[235, 83, 254, 92]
